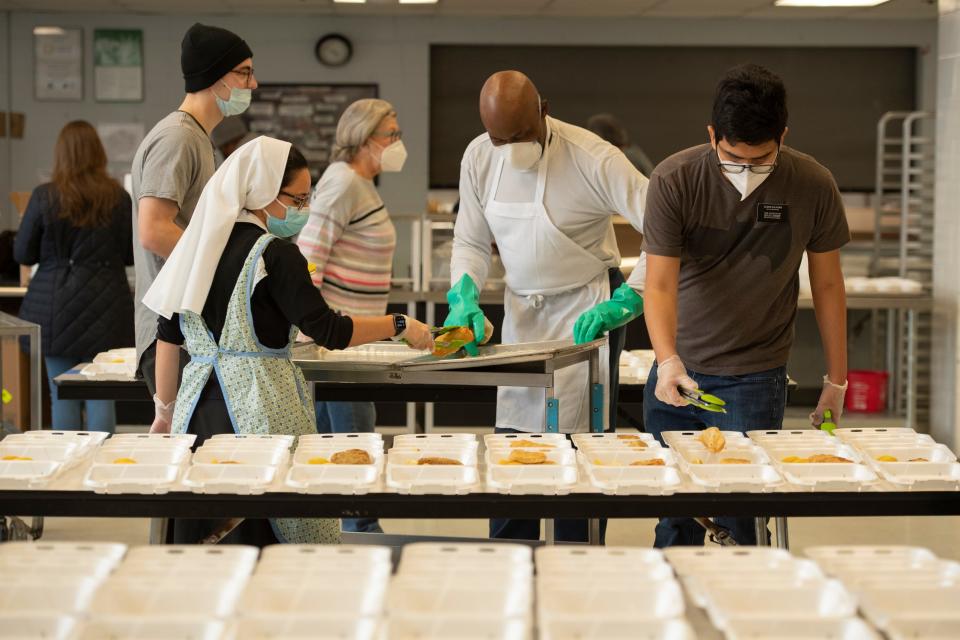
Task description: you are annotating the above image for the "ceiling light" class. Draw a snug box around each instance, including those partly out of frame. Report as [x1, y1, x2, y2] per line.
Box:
[398, 0, 439, 4]
[332, 0, 366, 4]
[33, 26, 66, 36]
[774, 0, 890, 6]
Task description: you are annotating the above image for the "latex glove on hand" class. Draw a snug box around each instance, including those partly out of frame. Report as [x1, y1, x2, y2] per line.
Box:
[810, 375, 847, 428]
[573, 284, 644, 345]
[654, 355, 698, 408]
[397, 316, 434, 351]
[444, 274, 492, 356]
[150, 394, 175, 434]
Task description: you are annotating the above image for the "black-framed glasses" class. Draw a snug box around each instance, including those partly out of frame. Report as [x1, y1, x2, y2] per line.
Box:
[372, 129, 403, 144]
[229, 67, 256, 88]
[717, 146, 780, 175]
[280, 191, 309, 210]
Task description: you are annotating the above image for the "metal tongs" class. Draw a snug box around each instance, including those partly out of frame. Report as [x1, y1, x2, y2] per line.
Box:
[680, 388, 728, 414]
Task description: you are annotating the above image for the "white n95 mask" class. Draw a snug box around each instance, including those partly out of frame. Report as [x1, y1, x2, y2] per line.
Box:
[379, 140, 408, 173]
[498, 141, 543, 171]
[724, 169, 771, 202]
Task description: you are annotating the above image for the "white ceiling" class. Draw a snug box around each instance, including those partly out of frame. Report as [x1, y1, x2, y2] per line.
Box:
[0, 0, 938, 19]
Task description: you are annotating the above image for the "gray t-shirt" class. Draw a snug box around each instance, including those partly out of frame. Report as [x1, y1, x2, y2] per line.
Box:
[643, 144, 850, 376]
[131, 111, 215, 364]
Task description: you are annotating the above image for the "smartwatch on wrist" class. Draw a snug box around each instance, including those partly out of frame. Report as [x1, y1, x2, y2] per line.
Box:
[392, 313, 406, 337]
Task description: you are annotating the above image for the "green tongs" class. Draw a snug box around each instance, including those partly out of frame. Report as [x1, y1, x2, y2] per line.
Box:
[680, 388, 728, 414]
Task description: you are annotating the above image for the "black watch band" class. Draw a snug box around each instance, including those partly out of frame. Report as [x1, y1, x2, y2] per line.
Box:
[392, 313, 406, 337]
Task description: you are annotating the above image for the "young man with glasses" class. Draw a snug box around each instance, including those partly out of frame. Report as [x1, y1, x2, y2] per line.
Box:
[132, 23, 257, 400]
[642, 64, 850, 546]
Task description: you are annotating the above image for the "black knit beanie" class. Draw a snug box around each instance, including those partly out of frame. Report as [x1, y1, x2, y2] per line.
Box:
[181, 23, 253, 93]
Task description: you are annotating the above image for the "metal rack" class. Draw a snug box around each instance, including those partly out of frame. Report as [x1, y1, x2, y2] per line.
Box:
[871, 111, 935, 428]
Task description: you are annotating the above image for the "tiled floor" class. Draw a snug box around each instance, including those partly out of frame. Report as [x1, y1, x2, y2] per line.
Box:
[38, 515, 960, 560]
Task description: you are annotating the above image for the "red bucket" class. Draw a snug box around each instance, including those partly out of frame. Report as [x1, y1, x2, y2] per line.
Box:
[845, 370, 889, 413]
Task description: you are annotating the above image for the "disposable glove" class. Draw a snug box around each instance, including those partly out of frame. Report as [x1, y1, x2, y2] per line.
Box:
[396, 315, 434, 351]
[573, 284, 644, 345]
[810, 375, 847, 428]
[654, 355, 698, 408]
[443, 274, 490, 356]
[150, 394, 175, 434]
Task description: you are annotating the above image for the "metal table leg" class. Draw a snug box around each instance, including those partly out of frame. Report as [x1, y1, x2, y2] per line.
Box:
[148, 518, 168, 545]
[588, 518, 602, 546]
[754, 517, 769, 547]
[775, 517, 789, 550]
[544, 519, 555, 545]
[906, 308, 917, 429]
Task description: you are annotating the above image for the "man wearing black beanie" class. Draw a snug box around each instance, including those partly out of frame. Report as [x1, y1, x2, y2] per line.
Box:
[131, 23, 257, 402]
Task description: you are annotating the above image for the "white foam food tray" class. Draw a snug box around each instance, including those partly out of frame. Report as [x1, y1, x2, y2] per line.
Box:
[385, 451, 479, 495]
[0, 541, 127, 564]
[291, 443, 383, 468]
[296, 433, 382, 447]
[665, 547, 794, 576]
[858, 443, 957, 463]
[234, 616, 378, 640]
[0, 441, 79, 463]
[763, 442, 863, 463]
[662, 430, 747, 449]
[84, 462, 184, 494]
[8, 430, 109, 454]
[399, 542, 532, 569]
[804, 545, 938, 565]
[193, 446, 289, 466]
[75, 617, 226, 640]
[285, 464, 379, 495]
[537, 579, 684, 621]
[118, 545, 259, 579]
[703, 579, 857, 629]
[90, 578, 246, 618]
[92, 445, 190, 466]
[240, 577, 387, 617]
[485, 446, 576, 467]
[672, 442, 768, 463]
[208, 433, 295, 447]
[535, 546, 665, 573]
[0, 614, 76, 640]
[835, 560, 960, 588]
[885, 618, 960, 640]
[257, 544, 391, 570]
[539, 618, 695, 640]
[0, 577, 101, 614]
[580, 450, 681, 495]
[482, 432, 570, 448]
[571, 432, 657, 448]
[393, 433, 477, 446]
[387, 576, 531, 618]
[185, 463, 278, 495]
[858, 585, 960, 627]
[105, 433, 197, 448]
[0, 459, 62, 489]
[723, 618, 879, 640]
[679, 460, 781, 492]
[777, 462, 878, 490]
[485, 458, 578, 495]
[682, 559, 824, 607]
[870, 463, 960, 489]
[381, 616, 528, 640]
[747, 429, 831, 444]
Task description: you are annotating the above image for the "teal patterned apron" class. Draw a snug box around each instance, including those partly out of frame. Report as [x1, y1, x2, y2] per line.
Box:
[172, 233, 340, 544]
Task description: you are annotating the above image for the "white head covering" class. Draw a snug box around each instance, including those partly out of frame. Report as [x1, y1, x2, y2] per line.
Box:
[143, 136, 291, 319]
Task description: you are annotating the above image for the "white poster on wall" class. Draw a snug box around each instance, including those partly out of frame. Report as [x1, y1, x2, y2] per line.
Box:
[94, 29, 144, 102]
[97, 122, 145, 164]
[34, 27, 83, 101]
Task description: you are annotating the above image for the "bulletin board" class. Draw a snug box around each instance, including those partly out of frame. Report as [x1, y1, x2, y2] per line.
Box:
[243, 83, 379, 181]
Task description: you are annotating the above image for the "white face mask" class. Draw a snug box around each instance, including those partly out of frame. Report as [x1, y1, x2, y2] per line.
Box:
[378, 140, 407, 173]
[723, 169, 771, 202]
[498, 140, 543, 171]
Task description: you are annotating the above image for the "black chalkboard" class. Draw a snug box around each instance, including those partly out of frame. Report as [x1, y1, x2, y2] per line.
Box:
[244, 83, 378, 182]
[430, 46, 916, 191]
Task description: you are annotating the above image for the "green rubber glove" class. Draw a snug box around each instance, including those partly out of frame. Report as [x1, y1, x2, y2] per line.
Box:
[573, 283, 644, 345]
[443, 274, 486, 356]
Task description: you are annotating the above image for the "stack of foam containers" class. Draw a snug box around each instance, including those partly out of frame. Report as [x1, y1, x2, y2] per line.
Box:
[233, 544, 391, 640]
[807, 546, 960, 640]
[0, 542, 126, 640]
[386, 433, 480, 494]
[483, 433, 578, 494]
[572, 432, 682, 495]
[0, 430, 108, 489]
[663, 430, 782, 492]
[183, 434, 294, 494]
[76, 545, 258, 639]
[835, 427, 960, 490]
[285, 433, 384, 494]
[535, 546, 693, 640]
[666, 547, 874, 639]
[748, 429, 878, 491]
[83, 433, 196, 494]
[384, 543, 533, 639]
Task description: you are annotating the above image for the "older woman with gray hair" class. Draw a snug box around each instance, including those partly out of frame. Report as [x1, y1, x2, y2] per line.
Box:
[296, 98, 407, 534]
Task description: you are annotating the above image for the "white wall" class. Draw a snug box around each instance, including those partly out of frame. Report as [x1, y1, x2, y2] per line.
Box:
[0, 11, 10, 211]
[932, 1, 960, 448]
[1, 11, 938, 230]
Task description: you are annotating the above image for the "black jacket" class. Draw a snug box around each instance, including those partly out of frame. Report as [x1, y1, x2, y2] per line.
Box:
[15, 183, 135, 358]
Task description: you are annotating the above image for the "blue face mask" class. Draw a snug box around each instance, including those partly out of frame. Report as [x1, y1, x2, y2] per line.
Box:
[215, 81, 252, 117]
[265, 199, 309, 238]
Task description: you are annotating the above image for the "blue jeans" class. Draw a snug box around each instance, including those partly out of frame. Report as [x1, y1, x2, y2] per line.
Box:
[45, 356, 116, 432]
[315, 401, 382, 534]
[644, 363, 787, 547]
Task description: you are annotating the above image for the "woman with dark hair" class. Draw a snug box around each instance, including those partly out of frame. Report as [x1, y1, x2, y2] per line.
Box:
[15, 120, 134, 432]
[146, 137, 431, 545]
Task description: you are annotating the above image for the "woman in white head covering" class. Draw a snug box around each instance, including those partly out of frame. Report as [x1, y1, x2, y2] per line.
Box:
[143, 136, 431, 545]
[296, 98, 407, 534]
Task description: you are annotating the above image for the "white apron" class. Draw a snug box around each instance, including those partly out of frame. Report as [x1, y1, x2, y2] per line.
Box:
[483, 145, 611, 434]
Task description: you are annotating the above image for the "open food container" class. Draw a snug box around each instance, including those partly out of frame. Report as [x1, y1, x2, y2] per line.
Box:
[580, 449, 682, 495]
[483, 432, 571, 448]
[485, 453, 578, 495]
[182, 463, 277, 494]
[0, 459, 62, 489]
[240, 577, 387, 617]
[385, 449, 479, 495]
[84, 462, 184, 495]
[75, 618, 226, 640]
[257, 544, 391, 574]
[537, 579, 685, 622]
[662, 429, 747, 449]
[701, 579, 857, 630]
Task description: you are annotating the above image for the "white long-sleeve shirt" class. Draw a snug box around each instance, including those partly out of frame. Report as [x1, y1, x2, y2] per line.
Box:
[451, 116, 648, 292]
